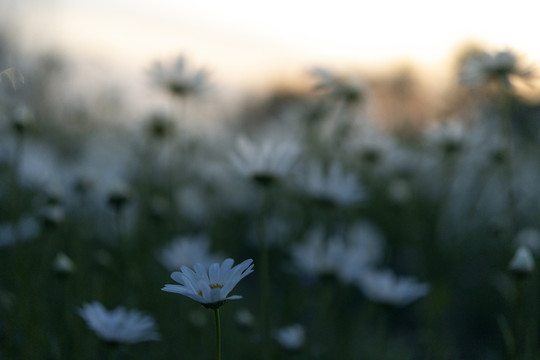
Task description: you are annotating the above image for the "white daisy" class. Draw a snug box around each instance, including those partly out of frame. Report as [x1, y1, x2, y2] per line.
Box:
[296, 160, 365, 206]
[290, 227, 345, 278]
[230, 136, 300, 186]
[157, 234, 222, 271]
[460, 49, 532, 88]
[274, 324, 306, 351]
[162, 258, 254, 309]
[148, 55, 208, 97]
[357, 269, 429, 307]
[310, 67, 366, 104]
[508, 246, 535, 277]
[78, 302, 160, 344]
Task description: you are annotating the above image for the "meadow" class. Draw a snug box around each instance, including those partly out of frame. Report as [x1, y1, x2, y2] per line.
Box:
[1, 40, 540, 360]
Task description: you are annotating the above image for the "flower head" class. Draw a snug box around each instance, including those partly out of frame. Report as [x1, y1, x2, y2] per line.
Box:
[230, 136, 300, 186]
[157, 234, 222, 271]
[291, 222, 384, 283]
[424, 119, 467, 156]
[508, 246, 535, 278]
[310, 67, 366, 104]
[459, 49, 532, 88]
[274, 324, 306, 351]
[296, 160, 365, 207]
[149, 55, 208, 97]
[162, 258, 254, 309]
[78, 302, 160, 344]
[357, 269, 429, 307]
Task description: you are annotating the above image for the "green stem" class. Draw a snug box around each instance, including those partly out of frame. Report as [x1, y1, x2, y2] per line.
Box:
[498, 86, 516, 236]
[258, 189, 271, 360]
[214, 308, 221, 360]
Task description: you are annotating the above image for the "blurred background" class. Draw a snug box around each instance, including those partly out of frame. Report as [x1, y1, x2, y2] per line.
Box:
[4, 0, 540, 100]
[2, 1, 540, 359]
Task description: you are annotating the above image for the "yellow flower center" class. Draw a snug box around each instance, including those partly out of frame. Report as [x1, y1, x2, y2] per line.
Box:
[197, 284, 223, 297]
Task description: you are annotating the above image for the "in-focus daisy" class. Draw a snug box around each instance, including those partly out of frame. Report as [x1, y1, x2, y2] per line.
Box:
[162, 258, 254, 309]
[274, 324, 306, 351]
[357, 269, 429, 307]
[157, 234, 222, 271]
[230, 136, 300, 186]
[149, 55, 208, 97]
[295, 160, 365, 207]
[78, 302, 160, 344]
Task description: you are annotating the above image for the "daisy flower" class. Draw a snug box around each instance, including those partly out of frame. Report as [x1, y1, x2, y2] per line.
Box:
[78, 302, 160, 344]
[149, 55, 208, 97]
[460, 49, 532, 88]
[508, 246, 535, 278]
[296, 160, 365, 207]
[162, 258, 254, 309]
[230, 136, 300, 186]
[274, 324, 306, 351]
[157, 234, 222, 271]
[310, 67, 366, 104]
[357, 269, 429, 307]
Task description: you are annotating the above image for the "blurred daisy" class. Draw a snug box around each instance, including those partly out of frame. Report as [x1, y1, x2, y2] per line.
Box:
[144, 111, 176, 140]
[291, 227, 345, 278]
[78, 302, 160, 344]
[514, 228, 540, 255]
[149, 55, 208, 97]
[310, 67, 366, 104]
[296, 161, 365, 207]
[274, 324, 306, 351]
[10, 105, 34, 135]
[460, 49, 532, 88]
[235, 309, 255, 330]
[335, 221, 385, 283]
[0, 215, 40, 247]
[162, 258, 254, 309]
[52, 252, 75, 277]
[357, 269, 429, 307]
[230, 136, 300, 186]
[292, 222, 384, 283]
[39, 204, 65, 228]
[106, 182, 131, 213]
[508, 246, 535, 278]
[157, 234, 222, 271]
[424, 119, 467, 156]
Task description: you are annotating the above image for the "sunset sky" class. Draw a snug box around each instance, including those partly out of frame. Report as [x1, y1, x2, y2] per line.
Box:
[6, 0, 540, 93]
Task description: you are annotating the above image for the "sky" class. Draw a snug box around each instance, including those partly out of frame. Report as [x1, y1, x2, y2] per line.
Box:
[6, 0, 540, 94]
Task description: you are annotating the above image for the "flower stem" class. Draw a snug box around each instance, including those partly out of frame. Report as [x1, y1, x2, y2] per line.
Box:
[258, 189, 272, 360]
[214, 308, 221, 360]
[498, 86, 516, 236]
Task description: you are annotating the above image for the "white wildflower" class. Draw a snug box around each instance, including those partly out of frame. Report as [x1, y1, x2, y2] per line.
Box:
[78, 302, 160, 344]
[162, 258, 254, 309]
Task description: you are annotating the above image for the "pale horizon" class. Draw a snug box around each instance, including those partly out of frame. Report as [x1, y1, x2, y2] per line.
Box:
[5, 0, 540, 96]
